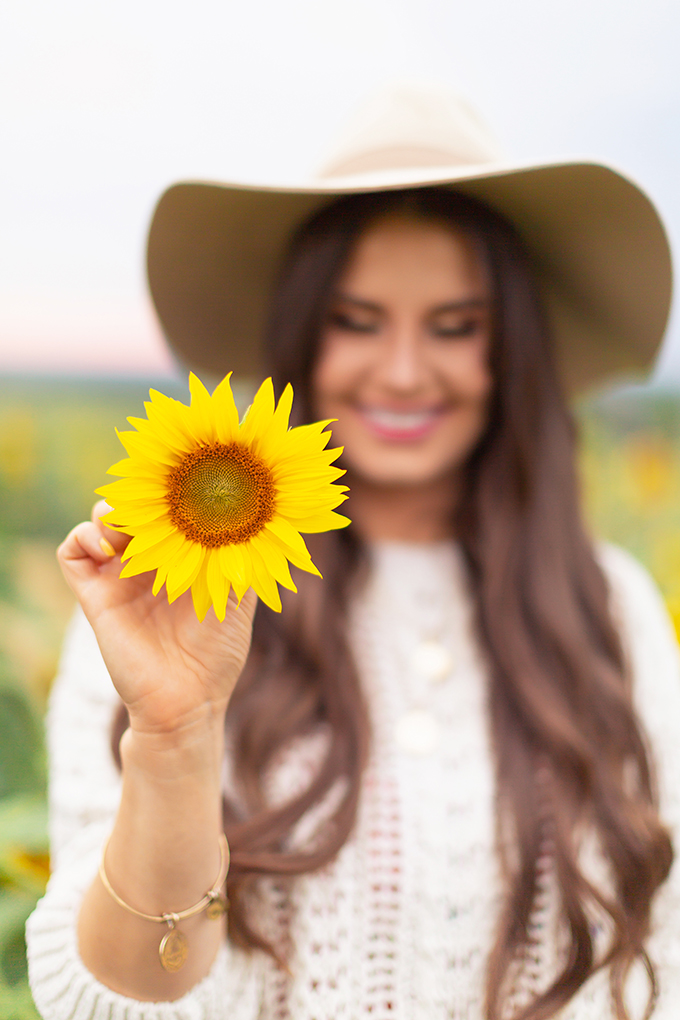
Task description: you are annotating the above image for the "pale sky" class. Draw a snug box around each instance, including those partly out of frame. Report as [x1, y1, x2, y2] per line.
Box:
[1, 0, 678, 381]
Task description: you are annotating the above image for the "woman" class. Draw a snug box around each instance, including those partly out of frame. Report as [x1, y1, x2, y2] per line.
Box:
[27, 88, 680, 1019]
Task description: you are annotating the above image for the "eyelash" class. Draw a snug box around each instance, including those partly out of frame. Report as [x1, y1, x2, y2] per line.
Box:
[328, 312, 377, 334]
[431, 319, 482, 339]
[328, 312, 485, 339]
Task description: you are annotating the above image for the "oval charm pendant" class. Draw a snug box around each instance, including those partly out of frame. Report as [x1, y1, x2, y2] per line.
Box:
[205, 895, 228, 920]
[394, 708, 441, 755]
[159, 927, 188, 972]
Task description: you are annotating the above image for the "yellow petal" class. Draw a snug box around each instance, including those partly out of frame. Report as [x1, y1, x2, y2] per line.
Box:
[269, 455, 344, 486]
[106, 456, 167, 479]
[167, 546, 205, 602]
[101, 502, 169, 528]
[218, 543, 252, 601]
[211, 373, 240, 443]
[263, 528, 322, 577]
[263, 429, 334, 464]
[284, 511, 351, 533]
[274, 488, 348, 515]
[274, 444, 342, 468]
[121, 519, 178, 560]
[218, 543, 243, 587]
[106, 457, 138, 477]
[273, 463, 346, 486]
[284, 421, 335, 448]
[147, 388, 189, 415]
[238, 377, 275, 449]
[248, 544, 282, 612]
[140, 405, 196, 455]
[206, 549, 230, 621]
[145, 391, 199, 449]
[119, 530, 187, 577]
[191, 558, 213, 621]
[165, 541, 205, 598]
[115, 429, 181, 467]
[264, 517, 312, 559]
[152, 562, 169, 596]
[250, 533, 297, 592]
[97, 477, 170, 501]
[254, 383, 294, 459]
[187, 372, 217, 443]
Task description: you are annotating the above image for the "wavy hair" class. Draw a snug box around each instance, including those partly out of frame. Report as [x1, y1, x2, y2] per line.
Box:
[113, 188, 672, 1018]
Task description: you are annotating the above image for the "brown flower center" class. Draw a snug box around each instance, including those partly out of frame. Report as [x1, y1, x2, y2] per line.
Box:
[166, 442, 275, 547]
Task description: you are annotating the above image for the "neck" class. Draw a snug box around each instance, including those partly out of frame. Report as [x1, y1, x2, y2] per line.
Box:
[345, 472, 458, 543]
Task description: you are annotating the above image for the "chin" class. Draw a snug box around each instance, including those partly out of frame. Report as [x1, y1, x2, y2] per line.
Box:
[348, 456, 460, 489]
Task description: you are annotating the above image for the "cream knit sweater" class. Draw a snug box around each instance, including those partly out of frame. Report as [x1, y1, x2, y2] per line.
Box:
[26, 542, 680, 1019]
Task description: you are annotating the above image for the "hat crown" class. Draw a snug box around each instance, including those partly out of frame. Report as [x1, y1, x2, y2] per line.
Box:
[316, 84, 504, 179]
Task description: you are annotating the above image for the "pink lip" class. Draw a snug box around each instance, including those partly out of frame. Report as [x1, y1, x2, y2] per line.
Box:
[356, 406, 445, 443]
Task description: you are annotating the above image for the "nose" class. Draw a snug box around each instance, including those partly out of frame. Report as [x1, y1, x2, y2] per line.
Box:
[375, 328, 427, 393]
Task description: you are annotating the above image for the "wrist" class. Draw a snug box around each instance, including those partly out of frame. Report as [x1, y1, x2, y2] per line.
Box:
[121, 708, 226, 787]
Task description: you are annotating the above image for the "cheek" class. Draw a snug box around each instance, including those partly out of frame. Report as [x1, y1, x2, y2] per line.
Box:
[311, 338, 368, 414]
[437, 347, 494, 461]
[443, 341, 493, 404]
[470, 362, 494, 406]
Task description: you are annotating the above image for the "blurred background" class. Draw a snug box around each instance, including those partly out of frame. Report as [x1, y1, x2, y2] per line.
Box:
[1, 0, 679, 1014]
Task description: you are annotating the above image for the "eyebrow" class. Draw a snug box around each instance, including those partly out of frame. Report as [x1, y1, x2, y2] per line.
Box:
[331, 293, 490, 314]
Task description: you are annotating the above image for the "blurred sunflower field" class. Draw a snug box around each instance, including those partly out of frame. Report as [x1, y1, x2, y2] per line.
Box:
[0, 374, 188, 1018]
[1, 373, 680, 1017]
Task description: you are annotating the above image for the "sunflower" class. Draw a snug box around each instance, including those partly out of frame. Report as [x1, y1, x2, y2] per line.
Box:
[96, 373, 350, 620]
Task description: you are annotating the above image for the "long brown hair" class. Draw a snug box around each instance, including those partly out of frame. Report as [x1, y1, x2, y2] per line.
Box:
[113, 188, 673, 1018]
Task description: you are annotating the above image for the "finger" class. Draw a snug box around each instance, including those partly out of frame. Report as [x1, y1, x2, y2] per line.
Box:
[56, 520, 121, 596]
[58, 520, 120, 567]
[91, 500, 130, 554]
[92, 498, 114, 524]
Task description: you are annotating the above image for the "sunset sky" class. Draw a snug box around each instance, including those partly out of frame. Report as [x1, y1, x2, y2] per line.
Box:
[1, 0, 678, 381]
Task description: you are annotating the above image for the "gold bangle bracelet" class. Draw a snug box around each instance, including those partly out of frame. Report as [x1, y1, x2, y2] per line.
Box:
[98, 832, 230, 972]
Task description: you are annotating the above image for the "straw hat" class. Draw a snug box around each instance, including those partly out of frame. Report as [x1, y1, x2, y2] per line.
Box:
[146, 85, 672, 393]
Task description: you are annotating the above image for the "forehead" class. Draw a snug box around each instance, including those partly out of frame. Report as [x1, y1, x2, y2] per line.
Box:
[337, 214, 490, 303]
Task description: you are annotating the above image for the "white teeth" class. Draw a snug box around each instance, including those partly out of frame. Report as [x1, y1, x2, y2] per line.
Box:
[363, 408, 437, 430]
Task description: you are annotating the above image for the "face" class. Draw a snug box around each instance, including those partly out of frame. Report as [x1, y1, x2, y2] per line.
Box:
[312, 215, 494, 489]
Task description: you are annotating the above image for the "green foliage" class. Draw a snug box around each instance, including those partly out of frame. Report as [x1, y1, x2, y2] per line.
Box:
[0, 980, 41, 1020]
[0, 686, 45, 802]
[0, 796, 49, 889]
[0, 665, 48, 1016]
[0, 375, 189, 542]
[0, 372, 192, 1018]
[577, 386, 680, 637]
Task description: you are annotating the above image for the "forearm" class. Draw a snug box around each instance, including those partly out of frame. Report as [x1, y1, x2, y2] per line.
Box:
[78, 709, 228, 1001]
[53, 508, 257, 1003]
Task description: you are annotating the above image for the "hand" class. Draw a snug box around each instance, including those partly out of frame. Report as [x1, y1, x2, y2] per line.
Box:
[57, 501, 257, 738]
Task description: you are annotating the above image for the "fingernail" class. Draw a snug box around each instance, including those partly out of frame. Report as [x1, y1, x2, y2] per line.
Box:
[100, 538, 116, 557]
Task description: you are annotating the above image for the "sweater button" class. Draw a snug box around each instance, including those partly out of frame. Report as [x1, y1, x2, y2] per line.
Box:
[410, 640, 453, 682]
[394, 709, 440, 754]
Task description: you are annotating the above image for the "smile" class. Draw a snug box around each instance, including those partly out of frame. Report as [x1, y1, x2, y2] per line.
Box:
[358, 406, 444, 442]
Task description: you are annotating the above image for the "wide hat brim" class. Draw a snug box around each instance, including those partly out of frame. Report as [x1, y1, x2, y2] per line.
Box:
[147, 158, 672, 394]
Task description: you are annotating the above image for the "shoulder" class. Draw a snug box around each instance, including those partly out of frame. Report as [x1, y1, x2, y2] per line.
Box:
[596, 542, 679, 671]
[597, 541, 667, 613]
[595, 554, 680, 998]
[597, 543, 680, 804]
